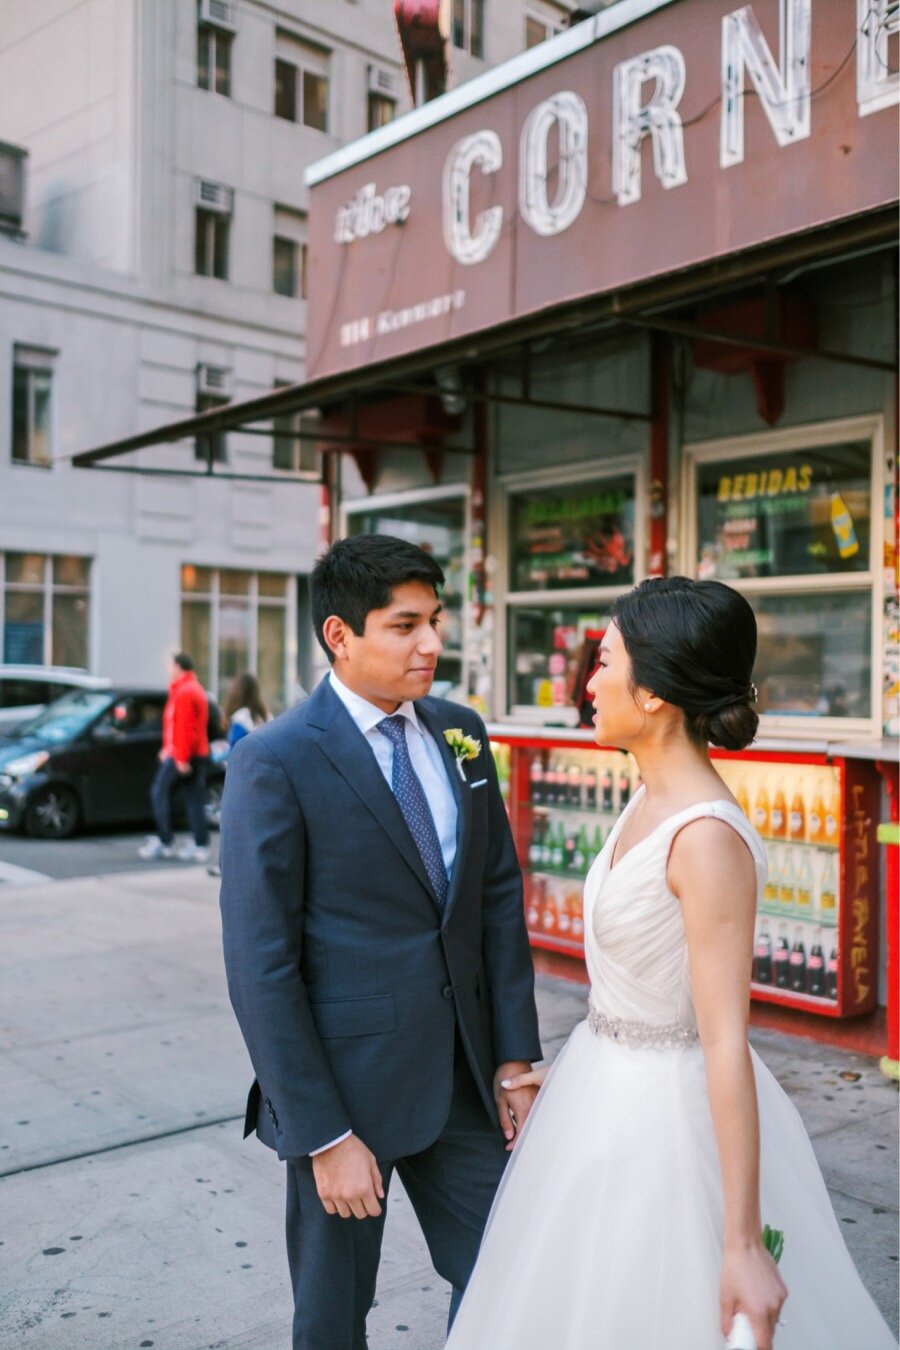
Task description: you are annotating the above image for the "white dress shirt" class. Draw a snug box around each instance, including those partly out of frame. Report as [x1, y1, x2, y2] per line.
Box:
[310, 670, 459, 1156]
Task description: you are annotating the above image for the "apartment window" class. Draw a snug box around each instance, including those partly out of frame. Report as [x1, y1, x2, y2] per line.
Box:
[526, 11, 566, 48]
[272, 392, 321, 476]
[2, 552, 90, 666]
[12, 346, 54, 467]
[274, 34, 329, 131]
[180, 565, 292, 712]
[452, 0, 484, 57]
[368, 92, 396, 132]
[197, 22, 232, 95]
[195, 209, 229, 279]
[272, 206, 308, 299]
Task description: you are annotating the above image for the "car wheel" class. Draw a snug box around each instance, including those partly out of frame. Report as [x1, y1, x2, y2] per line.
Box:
[204, 778, 223, 831]
[25, 784, 81, 839]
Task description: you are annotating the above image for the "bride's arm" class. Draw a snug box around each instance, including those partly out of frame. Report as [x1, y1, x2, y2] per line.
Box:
[669, 818, 787, 1350]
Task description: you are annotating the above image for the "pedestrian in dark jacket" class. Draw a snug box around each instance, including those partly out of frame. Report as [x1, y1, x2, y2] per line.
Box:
[139, 652, 210, 862]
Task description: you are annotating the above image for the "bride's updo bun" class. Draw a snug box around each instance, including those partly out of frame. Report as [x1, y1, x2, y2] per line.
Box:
[610, 577, 759, 751]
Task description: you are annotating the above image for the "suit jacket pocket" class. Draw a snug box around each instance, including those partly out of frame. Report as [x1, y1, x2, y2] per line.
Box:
[310, 992, 396, 1039]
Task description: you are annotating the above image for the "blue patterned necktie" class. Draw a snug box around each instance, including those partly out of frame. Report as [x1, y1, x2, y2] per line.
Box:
[377, 715, 449, 910]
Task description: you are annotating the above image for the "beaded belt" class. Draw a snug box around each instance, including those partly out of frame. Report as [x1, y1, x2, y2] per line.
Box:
[587, 1000, 699, 1050]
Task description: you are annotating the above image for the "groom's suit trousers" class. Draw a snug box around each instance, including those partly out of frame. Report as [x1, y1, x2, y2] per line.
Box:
[285, 1036, 509, 1350]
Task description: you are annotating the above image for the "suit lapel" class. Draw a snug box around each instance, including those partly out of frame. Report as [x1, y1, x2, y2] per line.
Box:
[415, 700, 472, 918]
[308, 680, 437, 900]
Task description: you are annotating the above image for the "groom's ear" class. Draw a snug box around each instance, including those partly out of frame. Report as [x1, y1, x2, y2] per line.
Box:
[323, 614, 351, 661]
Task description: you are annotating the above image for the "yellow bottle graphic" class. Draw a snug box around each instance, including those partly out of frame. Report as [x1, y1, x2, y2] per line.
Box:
[771, 783, 787, 840]
[819, 852, 838, 924]
[736, 779, 750, 820]
[824, 782, 840, 847]
[789, 783, 806, 842]
[753, 785, 771, 839]
[809, 780, 827, 846]
[830, 491, 859, 559]
[796, 852, 814, 916]
[779, 848, 797, 915]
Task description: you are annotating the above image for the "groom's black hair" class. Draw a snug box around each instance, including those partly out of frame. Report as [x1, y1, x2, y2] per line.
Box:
[311, 534, 445, 662]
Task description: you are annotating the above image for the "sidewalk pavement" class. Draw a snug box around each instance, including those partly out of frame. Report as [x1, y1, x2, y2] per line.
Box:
[0, 867, 896, 1350]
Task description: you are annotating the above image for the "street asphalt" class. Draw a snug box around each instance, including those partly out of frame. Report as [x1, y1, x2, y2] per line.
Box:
[0, 865, 896, 1350]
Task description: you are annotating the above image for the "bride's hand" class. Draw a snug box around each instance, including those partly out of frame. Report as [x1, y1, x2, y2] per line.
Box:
[499, 1066, 550, 1091]
[720, 1241, 788, 1350]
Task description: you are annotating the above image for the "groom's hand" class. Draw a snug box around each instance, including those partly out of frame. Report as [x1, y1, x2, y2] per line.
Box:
[311, 1134, 385, 1219]
[494, 1061, 538, 1152]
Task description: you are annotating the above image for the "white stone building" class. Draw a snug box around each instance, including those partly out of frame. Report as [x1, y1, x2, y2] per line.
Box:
[0, 0, 576, 707]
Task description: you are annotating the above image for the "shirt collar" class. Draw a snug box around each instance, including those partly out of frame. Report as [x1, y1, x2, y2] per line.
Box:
[329, 669, 423, 738]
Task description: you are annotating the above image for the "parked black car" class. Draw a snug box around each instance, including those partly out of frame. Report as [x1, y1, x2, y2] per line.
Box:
[0, 687, 225, 839]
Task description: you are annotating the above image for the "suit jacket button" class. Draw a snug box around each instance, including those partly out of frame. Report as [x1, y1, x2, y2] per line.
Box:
[442, 985, 453, 999]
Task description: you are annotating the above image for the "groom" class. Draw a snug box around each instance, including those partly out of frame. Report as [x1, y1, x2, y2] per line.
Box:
[219, 533, 542, 1350]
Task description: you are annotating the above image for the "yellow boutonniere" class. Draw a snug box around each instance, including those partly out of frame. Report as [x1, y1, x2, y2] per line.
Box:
[443, 728, 482, 781]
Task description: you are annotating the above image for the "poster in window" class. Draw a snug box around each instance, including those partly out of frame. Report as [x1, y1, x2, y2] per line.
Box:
[510, 476, 635, 592]
[695, 442, 870, 581]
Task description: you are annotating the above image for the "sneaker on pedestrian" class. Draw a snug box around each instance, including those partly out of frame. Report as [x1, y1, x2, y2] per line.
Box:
[138, 836, 175, 860]
[175, 842, 210, 863]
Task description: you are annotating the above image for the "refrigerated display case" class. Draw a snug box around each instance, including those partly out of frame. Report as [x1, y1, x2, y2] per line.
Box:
[489, 731, 882, 1019]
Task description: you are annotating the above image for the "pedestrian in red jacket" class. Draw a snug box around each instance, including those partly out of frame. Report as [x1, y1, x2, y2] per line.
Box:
[139, 652, 210, 862]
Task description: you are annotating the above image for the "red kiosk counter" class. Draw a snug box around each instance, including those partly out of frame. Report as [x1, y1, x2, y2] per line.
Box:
[488, 730, 888, 1044]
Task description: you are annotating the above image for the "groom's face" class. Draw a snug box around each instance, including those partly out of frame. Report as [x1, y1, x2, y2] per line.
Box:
[336, 581, 444, 713]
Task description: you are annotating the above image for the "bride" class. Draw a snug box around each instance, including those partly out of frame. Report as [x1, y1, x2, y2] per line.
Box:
[446, 577, 894, 1350]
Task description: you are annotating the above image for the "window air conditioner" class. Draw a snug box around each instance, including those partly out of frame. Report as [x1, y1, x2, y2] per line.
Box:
[0, 142, 27, 237]
[195, 179, 234, 214]
[198, 0, 239, 33]
[367, 65, 399, 99]
[196, 364, 234, 397]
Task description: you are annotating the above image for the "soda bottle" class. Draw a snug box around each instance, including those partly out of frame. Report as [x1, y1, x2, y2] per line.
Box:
[753, 785, 771, 838]
[617, 761, 631, 809]
[796, 851, 814, 916]
[573, 825, 588, 874]
[736, 778, 751, 819]
[753, 921, 773, 984]
[540, 884, 558, 937]
[557, 890, 572, 937]
[568, 762, 583, 808]
[540, 818, 553, 869]
[584, 767, 598, 810]
[807, 930, 826, 997]
[763, 846, 779, 911]
[600, 764, 614, 813]
[779, 848, 796, 916]
[543, 761, 557, 805]
[550, 821, 564, 871]
[564, 825, 577, 872]
[529, 754, 544, 805]
[528, 815, 544, 868]
[771, 783, 787, 840]
[826, 946, 839, 1000]
[819, 852, 837, 924]
[570, 891, 585, 942]
[824, 782, 840, 848]
[789, 928, 807, 992]
[773, 926, 791, 988]
[590, 824, 604, 865]
[789, 783, 806, 842]
[526, 878, 543, 931]
[553, 761, 567, 805]
[809, 779, 826, 845]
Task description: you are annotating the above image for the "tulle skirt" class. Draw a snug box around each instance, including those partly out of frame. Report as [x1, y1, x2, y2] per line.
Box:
[446, 1019, 895, 1350]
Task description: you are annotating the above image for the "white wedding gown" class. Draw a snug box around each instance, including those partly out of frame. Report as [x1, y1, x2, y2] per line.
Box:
[447, 792, 895, 1350]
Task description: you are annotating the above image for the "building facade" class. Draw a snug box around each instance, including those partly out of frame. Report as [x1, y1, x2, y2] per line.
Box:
[0, 0, 575, 707]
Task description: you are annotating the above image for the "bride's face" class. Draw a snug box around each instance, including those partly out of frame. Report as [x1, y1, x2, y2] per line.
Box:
[586, 621, 648, 748]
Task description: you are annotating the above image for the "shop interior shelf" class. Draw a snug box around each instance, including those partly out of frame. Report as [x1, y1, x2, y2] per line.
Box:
[526, 931, 586, 957]
[758, 905, 838, 926]
[525, 865, 595, 882]
[524, 800, 627, 816]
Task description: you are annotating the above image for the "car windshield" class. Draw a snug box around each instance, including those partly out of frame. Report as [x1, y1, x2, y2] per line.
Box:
[15, 691, 112, 743]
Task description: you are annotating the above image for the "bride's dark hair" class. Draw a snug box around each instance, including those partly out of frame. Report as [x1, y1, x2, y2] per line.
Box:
[610, 577, 759, 751]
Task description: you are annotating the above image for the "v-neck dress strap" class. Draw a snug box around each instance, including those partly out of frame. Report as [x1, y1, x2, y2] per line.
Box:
[583, 796, 767, 1033]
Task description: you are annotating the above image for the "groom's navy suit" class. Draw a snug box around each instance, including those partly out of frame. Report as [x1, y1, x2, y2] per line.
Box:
[219, 676, 541, 1349]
